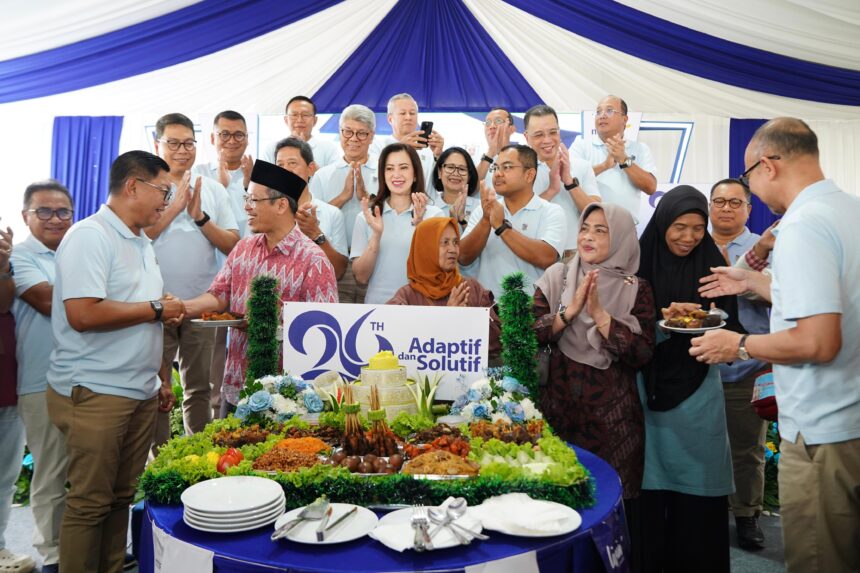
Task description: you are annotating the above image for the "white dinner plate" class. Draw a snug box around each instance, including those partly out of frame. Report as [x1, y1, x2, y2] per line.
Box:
[658, 319, 725, 334]
[181, 476, 284, 514]
[273, 503, 378, 545]
[185, 504, 284, 529]
[473, 498, 582, 537]
[183, 508, 283, 533]
[190, 318, 244, 328]
[184, 502, 284, 526]
[184, 497, 284, 522]
[375, 507, 483, 550]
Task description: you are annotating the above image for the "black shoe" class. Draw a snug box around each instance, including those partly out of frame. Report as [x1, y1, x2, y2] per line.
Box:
[736, 515, 765, 550]
[123, 552, 138, 571]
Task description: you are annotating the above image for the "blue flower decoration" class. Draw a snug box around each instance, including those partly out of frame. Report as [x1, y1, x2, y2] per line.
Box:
[502, 376, 529, 395]
[503, 402, 525, 423]
[466, 389, 483, 403]
[302, 390, 324, 413]
[473, 404, 489, 419]
[235, 402, 251, 420]
[248, 390, 273, 412]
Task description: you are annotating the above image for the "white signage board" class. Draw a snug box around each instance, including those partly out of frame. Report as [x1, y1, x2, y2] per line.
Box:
[282, 302, 490, 400]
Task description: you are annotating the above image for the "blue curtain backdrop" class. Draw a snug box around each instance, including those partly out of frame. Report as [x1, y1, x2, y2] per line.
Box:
[51, 116, 124, 221]
[729, 118, 777, 235]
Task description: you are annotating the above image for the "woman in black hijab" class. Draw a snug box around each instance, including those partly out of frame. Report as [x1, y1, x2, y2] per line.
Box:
[634, 186, 738, 573]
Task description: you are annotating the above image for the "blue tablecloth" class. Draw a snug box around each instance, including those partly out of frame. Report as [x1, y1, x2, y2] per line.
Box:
[138, 446, 627, 572]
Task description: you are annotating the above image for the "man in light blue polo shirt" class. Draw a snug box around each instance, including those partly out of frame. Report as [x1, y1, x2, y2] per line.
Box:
[46, 151, 185, 573]
[570, 95, 657, 220]
[707, 177, 772, 551]
[261, 96, 340, 168]
[690, 118, 860, 573]
[460, 144, 566, 299]
[9, 179, 74, 572]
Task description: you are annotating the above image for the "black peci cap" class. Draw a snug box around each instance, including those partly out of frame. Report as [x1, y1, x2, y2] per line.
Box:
[249, 160, 305, 202]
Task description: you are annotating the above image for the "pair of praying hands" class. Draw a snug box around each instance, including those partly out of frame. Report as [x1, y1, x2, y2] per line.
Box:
[171, 172, 205, 221]
[216, 153, 253, 189]
[446, 281, 471, 307]
[340, 162, 369, 203]
[565, 270, 610, 330]
[361, 192, 429, 234]
[485, 123, 509, 158]
[479, 182, 505, 229]
[0, 225, 13, 269]
[548, 143, 574, 191]
[600, 134, 628, 170]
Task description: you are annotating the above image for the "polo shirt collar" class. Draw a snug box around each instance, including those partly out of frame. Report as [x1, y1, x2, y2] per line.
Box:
[23, 234, 53, 254]
[98, 204, 145, 240]
[728, 227, 752, 248]
[381, 199, 412, 215]
[336, 155, 378, 171]
[773, 179, 839, 237]
[503, 192, 541, 216]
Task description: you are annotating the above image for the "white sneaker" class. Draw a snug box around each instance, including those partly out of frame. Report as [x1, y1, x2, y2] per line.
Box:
[0, 548, 36, 573]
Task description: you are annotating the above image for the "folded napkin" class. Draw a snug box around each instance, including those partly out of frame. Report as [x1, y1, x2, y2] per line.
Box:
[370, 498, 482, 552]
[470, 493, 575, 536]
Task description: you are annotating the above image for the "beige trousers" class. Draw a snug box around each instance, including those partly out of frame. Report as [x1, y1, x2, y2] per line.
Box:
[161, 320, 216, 435]
[47, 385, 157, 573]
[779, 433, 860, 573]
[723, 375, 768, 517]
[18, 392, 68, 565]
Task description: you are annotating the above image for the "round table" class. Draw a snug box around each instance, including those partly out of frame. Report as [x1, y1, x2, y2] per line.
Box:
[138, 447, 628, 573]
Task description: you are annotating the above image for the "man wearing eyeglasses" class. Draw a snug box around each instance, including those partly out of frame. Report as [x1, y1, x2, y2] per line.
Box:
[460, 144, 566, 299]
[707, 178, 771, 551]
[8, 180, 74, 572]
[690, 118, 860, 573]
[523, 105, 600, 263]
[570, 95, 657, 220]
[310, 104, 378, 303]
[261, 96, 339, 168]
[474, 107, 517, 185]
[147, 113, 239, 446]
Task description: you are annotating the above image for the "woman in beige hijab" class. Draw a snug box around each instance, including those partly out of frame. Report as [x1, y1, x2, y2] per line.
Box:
[533, 203, 655, 500]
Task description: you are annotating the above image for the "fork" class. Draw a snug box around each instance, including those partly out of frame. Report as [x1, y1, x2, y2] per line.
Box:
[412, 506, 434, 551]
[410, 506, 426, 552]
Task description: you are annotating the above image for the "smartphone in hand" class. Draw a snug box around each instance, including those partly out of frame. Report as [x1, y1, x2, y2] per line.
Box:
[419, 121, 433, 147]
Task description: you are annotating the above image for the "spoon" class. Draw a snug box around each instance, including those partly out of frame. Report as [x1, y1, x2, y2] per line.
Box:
[708, 303, 728, 320]
[428, 507, 471, 545]
[437, 498, 490, 541]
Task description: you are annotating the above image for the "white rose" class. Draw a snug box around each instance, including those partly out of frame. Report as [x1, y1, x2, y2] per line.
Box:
[491, 411, 512, 424]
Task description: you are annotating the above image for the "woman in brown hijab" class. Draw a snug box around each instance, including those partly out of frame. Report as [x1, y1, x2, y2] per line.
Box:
[533, 203, 656, 500]
[387, 217, 501, 359]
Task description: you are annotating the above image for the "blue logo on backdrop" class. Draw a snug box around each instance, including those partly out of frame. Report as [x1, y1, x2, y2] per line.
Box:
[288, 310, 392, 380]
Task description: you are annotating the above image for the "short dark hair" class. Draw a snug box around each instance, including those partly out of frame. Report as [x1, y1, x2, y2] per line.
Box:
[212, 110, 246, 126]
[500, 144, 537, 171]
[432, 147, 479, 196]
[372, 143, 426, 212]
[710, 178, 752, 201]
[23, 179, 72, 210]
[285, 96, 316, 116]
[489, 107, 513, 125]
[750, 117, 818, 159]
[155, 113, 194, 139]
[274, 137, 315, 166]
[109, 151, 170, 195]
[523, 105, 558, 130]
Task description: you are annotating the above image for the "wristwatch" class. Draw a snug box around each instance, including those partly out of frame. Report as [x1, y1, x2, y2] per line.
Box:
[0, 262, 13, 280]
[194, 211, 211, 227]
[481, 154, 494, 164]
[150, 300, 164, 321]
[737, 334, 750, 360]
[558, 306, 573, 327]
[563, 177, 580, 191]
[313, 233, 327, 245]
[494, 219, 512, 236]
[619, 156, 635, 170]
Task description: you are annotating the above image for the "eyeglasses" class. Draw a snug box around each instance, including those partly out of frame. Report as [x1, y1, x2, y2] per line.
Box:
[135, 178, 173, 202]
[441, 163, 469, 176]
[158, 139, 196, 151]
[340, 128, 371, 141]
[243, 193, 281, 207]
[595, 108, 621, 118]
[288, 112, 314, 120]
[215, 130, 247, 142]
[484, 118, 509, 127]
[27, 207, 73, 221]
[738, 155, 781, 187]
[489, 163, 527, 174]
[710, 198, 749, 210]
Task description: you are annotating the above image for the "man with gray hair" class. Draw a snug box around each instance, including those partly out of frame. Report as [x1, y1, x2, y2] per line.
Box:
[370, 93, 444, 187]
[310, 104, 378, 303]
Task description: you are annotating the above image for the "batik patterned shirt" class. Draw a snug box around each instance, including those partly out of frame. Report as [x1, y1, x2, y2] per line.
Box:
[208, 224, 338, 404]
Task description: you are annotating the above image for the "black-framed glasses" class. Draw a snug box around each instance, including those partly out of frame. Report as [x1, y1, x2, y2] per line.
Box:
[27, 207, 74, 221]
[710, 198, 749, 210]
[243, 193, 280, 207]
[340, 128, 371, 141]
[288, 112, 314, 120]
[215, 131, 247, 142]
[484, 118, 509, 127]
[135, 178, 173, 202]
[739, 155, 781, 186]
[441, 163, 468, 176]
[489, 163, 526, 174]
[158, 139, 196, 151]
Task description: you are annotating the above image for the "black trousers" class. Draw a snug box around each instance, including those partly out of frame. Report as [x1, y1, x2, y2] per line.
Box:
[632, 490, 730, 573]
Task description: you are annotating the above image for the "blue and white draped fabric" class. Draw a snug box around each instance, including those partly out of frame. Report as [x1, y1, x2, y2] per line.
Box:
[0, 0, 858, 118]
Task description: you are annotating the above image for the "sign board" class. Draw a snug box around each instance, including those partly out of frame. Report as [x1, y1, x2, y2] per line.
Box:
[282, 302, 490, 400]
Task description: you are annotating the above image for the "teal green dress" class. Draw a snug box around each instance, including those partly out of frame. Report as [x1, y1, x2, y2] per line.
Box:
[637, 330, 734, 496]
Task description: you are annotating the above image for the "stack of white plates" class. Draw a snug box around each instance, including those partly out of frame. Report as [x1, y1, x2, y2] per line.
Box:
[181, 476, 286, 533]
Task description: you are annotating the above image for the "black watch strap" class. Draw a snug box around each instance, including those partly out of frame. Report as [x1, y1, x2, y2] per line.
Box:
[563, 177, 580, 191]
[150, 300, 163, 321]
[194, 211, 210, 227]
[494, 220, 512, 236]
[481, 154, 494, 164]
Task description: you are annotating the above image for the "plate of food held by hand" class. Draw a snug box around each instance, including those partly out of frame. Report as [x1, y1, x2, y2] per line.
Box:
[191, 311, 244, 327]
[659, 308, 725, 334]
